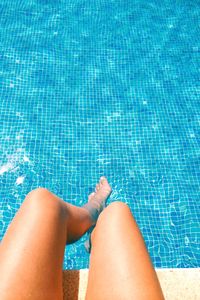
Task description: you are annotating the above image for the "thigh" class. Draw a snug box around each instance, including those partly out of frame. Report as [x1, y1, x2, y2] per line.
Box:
[0, 188, 67, 300]
[86, 202, 164, 300]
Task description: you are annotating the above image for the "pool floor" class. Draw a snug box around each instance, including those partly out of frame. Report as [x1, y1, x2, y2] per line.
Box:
[0, 0, 199, 269]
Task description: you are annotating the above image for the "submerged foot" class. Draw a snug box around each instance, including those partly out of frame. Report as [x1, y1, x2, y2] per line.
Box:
[83, 176, 112, 225]
[65, 177, 112, 244]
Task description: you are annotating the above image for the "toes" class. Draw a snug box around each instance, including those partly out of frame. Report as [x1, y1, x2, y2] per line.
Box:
[100, 176, 107, 184]
[94, 177, 112, 195]
[100, 176, 112, 192]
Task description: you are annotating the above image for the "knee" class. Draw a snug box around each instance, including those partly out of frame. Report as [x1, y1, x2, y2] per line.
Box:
[26, 187, 52, 199]
[98, 201, 131, 223]
[26, 187, 52, 204]
[108, 201, 130, 211]
[107, 201, 131, 213]
[24, 188, 64, 216]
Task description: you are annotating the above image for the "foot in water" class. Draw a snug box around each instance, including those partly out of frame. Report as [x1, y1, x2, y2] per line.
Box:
[83, 176, 112, 225]
[65, 177, 112, 244]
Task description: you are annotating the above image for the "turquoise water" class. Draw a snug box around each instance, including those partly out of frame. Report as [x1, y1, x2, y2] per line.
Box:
[0, 0, 199, 269]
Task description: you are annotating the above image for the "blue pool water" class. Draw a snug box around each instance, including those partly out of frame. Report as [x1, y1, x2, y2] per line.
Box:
[0, 0, 199, 269]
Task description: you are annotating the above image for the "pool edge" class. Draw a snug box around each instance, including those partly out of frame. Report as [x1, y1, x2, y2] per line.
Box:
[62, 268, 200, 299]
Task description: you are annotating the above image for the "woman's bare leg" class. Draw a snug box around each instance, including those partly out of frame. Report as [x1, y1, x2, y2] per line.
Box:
[86, 200, 165, 299]
[0, 185, 104, 300]
[0, 176, 164, 300]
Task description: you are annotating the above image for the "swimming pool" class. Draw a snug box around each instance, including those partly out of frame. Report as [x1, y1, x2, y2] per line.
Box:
[0, 0, 199, 269]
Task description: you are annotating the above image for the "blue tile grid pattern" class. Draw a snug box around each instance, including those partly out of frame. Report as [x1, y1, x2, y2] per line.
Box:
[0, 0, 200, 269]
